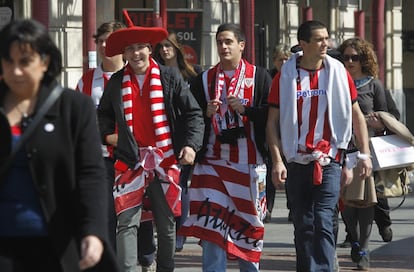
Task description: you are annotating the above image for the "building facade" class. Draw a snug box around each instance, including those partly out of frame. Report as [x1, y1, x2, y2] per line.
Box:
[2, 0, 414, 130]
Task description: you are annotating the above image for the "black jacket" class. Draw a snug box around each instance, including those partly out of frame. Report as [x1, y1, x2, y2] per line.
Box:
[97, 64, 204, 168]
[0, 82, 118, 272]
[190, 64, 272, 161]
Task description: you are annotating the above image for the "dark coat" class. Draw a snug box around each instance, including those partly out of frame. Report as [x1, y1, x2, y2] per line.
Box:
[97, 64, 204, 168]
[0, 82, 118, 272]
[190, 64, 272, 161]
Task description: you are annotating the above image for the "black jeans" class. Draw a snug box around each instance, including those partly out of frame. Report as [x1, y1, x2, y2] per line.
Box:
[104, 157, 117, 251]
[374, 197, 392, 230]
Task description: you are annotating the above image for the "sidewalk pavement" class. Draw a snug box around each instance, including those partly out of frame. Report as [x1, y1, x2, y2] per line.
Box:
[174, 191, 414, 271]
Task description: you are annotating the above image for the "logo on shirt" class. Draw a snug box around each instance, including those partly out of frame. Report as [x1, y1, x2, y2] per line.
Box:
[296, 89, 327, 99]
[244, 78, 254, 88]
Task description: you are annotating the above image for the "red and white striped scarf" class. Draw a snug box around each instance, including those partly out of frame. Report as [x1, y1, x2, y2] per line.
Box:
[214, 60, 245, 116]
[113, 59, 180, 216]
[179, 159, 265, 263]
[121, 58, 175, 164]
[203, 59, 261, 165]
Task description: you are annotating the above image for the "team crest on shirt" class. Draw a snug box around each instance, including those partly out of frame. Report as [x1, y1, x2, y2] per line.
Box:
[244, 78, 254, 88]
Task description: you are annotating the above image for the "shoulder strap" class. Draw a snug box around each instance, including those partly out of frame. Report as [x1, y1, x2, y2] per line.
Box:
[0, 84, 64, 178]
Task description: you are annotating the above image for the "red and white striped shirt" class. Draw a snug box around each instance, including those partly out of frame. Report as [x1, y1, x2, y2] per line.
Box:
[202, 61, 263, 165]
[268, 65, 357, 161]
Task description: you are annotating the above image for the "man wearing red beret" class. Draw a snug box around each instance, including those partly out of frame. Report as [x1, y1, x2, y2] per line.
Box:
[97, 12, 204, 272]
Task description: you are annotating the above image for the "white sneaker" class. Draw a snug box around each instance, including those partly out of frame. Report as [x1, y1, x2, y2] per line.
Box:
[142, 261, 156, 272]
[334, 252, 340, 272]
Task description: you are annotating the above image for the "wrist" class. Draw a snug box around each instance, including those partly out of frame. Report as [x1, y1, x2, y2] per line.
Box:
[273, 160, 284, 164]
[357, 152, 371, 161]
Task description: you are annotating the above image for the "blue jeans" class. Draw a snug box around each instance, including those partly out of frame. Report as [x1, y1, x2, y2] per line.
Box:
[201, 240, 259, 272]
[286, 162, 341, 272]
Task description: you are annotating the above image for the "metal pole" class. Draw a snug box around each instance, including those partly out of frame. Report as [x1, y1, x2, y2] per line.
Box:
[31, 0, 49, 28]
[160, 0, 167, 29]
[371, 0, 385, 83]
[302, 6, 313, 22]
[240, 0, 255, 64]
[82, 0, 96, 72]
[153, 0, 162, 27]
[354, 10, 365, 38]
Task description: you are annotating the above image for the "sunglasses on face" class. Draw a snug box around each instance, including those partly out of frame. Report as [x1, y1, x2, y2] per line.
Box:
[342, 54, 360, 62]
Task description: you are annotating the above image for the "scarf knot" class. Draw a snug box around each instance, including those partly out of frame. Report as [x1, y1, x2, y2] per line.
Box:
[311, 140, 331, 185]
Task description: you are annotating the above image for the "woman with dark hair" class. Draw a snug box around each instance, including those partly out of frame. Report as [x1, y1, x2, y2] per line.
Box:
[154, 32, 201, 84]
[153, 32, 202, 252]
[338, 37, 388, 270]
[0, 19, 117, 271]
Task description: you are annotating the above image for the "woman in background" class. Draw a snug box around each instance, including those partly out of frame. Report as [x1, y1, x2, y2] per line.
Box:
[268, 43, 291, 78]
[338, 37, 388, 270]
[266, 43, 292, 223]
[0, 19, 117, 271]
[154, 32, 201, 252]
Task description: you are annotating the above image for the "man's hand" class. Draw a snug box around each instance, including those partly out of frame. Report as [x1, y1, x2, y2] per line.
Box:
[78, 235, 104, 270]
[105, 133, 118, 147]
[178, 146, 196, 165]
[206, 99, 222, 118]
[227, 95, 245, 114]
[357, 158, 373, 179]
[271, 161, 287, 189]
[340, 166, 353, 187]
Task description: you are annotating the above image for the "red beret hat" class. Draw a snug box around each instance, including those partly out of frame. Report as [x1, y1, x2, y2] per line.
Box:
[105, 10, 168, 57]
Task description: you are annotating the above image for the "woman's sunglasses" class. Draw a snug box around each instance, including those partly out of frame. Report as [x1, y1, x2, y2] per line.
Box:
[342, 54, 360, 62]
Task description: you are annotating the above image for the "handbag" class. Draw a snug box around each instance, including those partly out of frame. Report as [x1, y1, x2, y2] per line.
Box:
[373, 167, 411, 211]
[0, 84, 63, 178]
[375, 167, 410, 198]
[341, 170, 378, 208]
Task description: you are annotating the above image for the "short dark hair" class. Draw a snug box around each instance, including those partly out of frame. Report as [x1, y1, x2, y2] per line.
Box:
[297, 20, 328, 43]
[94, 21, 126, 43]
[0, 19, 62, 84]
[216, 23, 246, 42]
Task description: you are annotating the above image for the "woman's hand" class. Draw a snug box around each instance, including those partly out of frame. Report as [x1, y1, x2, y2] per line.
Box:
[366, 112, 385, 132]
[78, 235, 104, 270]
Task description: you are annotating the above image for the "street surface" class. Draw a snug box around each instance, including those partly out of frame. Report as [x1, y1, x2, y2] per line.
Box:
[174, 191, 414, 271]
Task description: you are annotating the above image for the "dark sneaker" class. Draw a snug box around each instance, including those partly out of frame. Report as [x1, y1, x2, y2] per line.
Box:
[264, 210, 271, 223]
[351, 242, 361, 263]
[288, 210, 293, 222]
[356, 250, 370, 270]
[379, 226, 393, 242]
